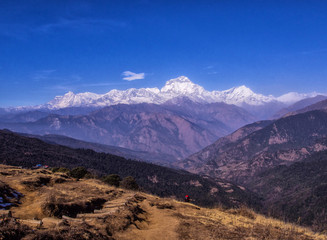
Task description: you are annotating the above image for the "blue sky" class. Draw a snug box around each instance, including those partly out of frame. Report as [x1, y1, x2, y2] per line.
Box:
[1, 0, 327, 107]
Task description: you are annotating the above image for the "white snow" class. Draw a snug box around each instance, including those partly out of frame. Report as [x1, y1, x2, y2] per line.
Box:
[20, 76, 326, 110]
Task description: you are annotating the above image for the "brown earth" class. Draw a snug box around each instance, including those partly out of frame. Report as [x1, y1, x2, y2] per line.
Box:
[0, 165, 326, 240]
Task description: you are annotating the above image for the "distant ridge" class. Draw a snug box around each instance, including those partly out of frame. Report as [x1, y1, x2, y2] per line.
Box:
[0, 101, 255, 159]
[20, 133, 177, 166]
[272, 95, 327, 119]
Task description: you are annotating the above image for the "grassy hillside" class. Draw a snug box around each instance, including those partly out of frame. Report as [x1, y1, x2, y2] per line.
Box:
[0, 165, 325, 240]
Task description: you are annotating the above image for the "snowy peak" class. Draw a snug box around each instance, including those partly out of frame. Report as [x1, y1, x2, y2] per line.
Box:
[227, 85, 254, 95]
[219, 85, 275, 106]
[222, 85, 256, 100]
[47, 91, 100, 109]
[166, 76, 191, 84]
[161, 76, 205, 95]
[36, 76, 324, 110]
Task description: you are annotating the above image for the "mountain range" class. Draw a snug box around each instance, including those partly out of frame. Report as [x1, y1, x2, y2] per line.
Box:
[3, 76, 322, 114]
[2, 75, 327, 231]
[0, 100, 256, 160]
[272, 95, 327, 119]
[1, 76, 325, 161]
[180, 101, 327, 184]
[19, 133, 176, 166]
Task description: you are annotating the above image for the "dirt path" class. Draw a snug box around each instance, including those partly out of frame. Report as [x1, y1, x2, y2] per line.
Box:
[117, 198, 180, 240]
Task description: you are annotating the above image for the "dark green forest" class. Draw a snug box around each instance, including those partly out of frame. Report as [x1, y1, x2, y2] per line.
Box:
[249, 148, 327, 231]
[0, 129, 260, 209]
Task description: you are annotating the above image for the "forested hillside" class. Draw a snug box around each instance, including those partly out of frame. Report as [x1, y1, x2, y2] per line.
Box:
[0, 129, 260, 209]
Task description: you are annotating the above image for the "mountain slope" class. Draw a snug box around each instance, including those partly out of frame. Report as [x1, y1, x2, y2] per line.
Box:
[176, 120, 273, 171]
[0, 110, 50, 123]
[162, 96, 256, 131]
[0, 129, 259, 208]
[0, 101, 255, 159]
[181, 109, 327, 184]
[178, 103, 327, 230]
[248, 149, 327, 231]
[0, 107, 100, 123]
[21, 133, 176, 166]
[1, 165, 325, 240]
[273, 95, 327, 119]
[286, 98, 327, 116]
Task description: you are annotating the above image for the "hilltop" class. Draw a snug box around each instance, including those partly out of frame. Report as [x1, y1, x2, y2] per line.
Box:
[1, 165, 326, 240]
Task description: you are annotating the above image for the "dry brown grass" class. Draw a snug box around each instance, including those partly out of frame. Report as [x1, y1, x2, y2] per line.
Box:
[0, 164, 327, 240]
[174, 203, 326, 240]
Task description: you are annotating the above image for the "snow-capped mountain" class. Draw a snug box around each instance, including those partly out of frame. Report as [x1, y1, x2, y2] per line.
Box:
[46, 91, 101, 109]
[39, 76, 321, 109]
[212, 85, 276, 106]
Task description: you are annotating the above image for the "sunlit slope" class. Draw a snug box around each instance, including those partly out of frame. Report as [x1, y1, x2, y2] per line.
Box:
[0, 165, 325, 240]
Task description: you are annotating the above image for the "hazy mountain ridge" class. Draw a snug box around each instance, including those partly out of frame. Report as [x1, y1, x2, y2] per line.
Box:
[19, 133, 177, 166]
[0, 101, 255, 159]
[284, 98, 327, 117]
[182, 110, 327, 184]
[162, 96, 256, 131]
[176, 120, 274, 171]
[273, 95, 327, 119]
[180, 98, 327, 184]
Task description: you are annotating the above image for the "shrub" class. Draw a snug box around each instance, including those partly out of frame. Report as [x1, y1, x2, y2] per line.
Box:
[120, 176, 139, 190]
[51, 167, 70, 173]
[0, 218, 31, 239]
[69, 167, 89, 179]
[102, 174, 121, 187]
[84, 172, 96, 179]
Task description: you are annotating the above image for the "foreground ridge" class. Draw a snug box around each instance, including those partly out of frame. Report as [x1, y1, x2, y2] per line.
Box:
[0, 165, 325, 240]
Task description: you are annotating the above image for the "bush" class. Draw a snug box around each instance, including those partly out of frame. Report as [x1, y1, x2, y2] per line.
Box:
[51, 167, 70, 173]
[102, 174, 121, 187]
[84, 172, 96, 179]
[0, 218, 31, 239]
[120, 176, 139, 190]
[69, 167, 89, 179]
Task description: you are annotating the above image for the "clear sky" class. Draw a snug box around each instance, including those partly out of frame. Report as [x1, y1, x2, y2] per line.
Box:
[1, 0, 327, 107]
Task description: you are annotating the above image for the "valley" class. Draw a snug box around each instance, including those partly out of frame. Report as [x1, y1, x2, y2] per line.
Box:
[1, 76, 327, 237]
[2, 1, 327, 238]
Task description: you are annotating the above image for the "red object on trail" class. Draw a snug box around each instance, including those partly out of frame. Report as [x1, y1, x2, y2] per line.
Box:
[185, 195, 190, 202]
